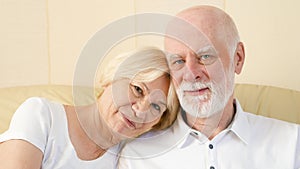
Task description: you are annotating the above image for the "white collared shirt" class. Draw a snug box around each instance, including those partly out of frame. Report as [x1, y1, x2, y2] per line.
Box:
[119, 99, 300, 169]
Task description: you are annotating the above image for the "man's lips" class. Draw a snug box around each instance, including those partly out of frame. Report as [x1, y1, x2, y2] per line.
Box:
[120, 113, 136, 129]
[184, 87, 210, 96]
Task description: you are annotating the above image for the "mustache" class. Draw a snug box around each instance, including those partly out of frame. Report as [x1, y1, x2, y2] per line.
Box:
[178, 81, 213, 91]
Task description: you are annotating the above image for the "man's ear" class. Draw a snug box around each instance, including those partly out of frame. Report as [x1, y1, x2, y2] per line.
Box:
[234, 42, 245, 74]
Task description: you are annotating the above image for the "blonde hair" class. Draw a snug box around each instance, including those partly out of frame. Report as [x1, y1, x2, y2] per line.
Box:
[97, 47, 179, 130]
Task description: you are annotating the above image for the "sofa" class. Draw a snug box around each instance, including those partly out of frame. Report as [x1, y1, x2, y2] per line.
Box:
[0, 84, 299, 133]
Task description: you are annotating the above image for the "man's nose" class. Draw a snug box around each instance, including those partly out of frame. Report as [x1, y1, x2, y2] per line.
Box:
[183, 56, 207, 82]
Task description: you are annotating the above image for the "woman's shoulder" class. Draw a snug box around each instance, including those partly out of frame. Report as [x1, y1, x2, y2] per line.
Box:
[10, 97, 66, 133]
[0, 97, 66, 152]
[19, 97, 65, 114]
[21, 97, 60, 106]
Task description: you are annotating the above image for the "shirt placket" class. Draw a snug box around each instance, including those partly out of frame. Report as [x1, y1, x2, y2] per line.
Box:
[206, 141, 217, 169]
[191, 130, 217, 169]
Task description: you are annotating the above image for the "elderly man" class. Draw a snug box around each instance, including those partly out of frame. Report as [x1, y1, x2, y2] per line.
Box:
[119, 5, 300, 169]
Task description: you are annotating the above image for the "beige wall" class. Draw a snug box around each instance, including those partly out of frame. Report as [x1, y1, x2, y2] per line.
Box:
[0, 1, 48, 86]
[0, 0, 299, 91]
[227, 0, 300, 91]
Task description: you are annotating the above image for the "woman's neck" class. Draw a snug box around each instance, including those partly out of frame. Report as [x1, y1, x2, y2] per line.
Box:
[65, 104, 122, 160]
[75, 103, 122, 149]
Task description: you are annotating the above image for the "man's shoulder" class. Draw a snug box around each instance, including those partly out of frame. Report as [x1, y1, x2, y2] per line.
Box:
[243, 111, 299, 128]
[235, 98, 299, 129]
[240, 111, 299, 141]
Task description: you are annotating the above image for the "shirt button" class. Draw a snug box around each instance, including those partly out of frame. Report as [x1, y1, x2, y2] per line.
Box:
[209, 144, 213, 149]
[210, 166, 215, 169]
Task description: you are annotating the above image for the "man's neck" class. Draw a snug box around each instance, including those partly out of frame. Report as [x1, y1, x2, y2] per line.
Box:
[185, 99, 236, 140]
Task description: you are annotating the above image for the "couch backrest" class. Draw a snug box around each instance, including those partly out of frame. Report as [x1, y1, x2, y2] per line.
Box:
[234, 83, 300, 124]
[0, 85, 97, 133]
[0, 84, 299, 133]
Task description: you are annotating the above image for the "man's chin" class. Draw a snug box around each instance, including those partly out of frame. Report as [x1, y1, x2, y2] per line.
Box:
[181, 103, 207, 117]
[181, 100, 223, 118]
[184, 109, 222, 119]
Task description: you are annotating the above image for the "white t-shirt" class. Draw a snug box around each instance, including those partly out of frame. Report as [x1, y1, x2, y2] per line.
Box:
[119, 99, 300, 169]
[0, 97, 121, 169]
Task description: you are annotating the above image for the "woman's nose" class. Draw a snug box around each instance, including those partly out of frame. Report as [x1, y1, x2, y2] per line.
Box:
[131, 99, 149, 120]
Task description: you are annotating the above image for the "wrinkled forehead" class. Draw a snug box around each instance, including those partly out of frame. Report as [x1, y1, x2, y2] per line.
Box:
[164, 16, 215, 55]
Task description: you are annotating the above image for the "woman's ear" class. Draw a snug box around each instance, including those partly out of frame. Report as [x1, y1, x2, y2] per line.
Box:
[234, 42, 245, 74]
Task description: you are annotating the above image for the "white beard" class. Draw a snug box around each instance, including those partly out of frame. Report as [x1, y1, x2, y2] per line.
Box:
[176, 67, 235, 118]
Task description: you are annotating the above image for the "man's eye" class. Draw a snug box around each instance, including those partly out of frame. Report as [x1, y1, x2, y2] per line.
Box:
[197, 54, 217, 65]
[173, 59, 185, 65]
[201, 54, 210, 60]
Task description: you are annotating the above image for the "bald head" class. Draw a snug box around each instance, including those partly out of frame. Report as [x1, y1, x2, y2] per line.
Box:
[165, 5, 240, 59]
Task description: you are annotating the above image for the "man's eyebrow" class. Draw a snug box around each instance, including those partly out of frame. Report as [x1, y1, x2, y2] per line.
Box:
[167, 46, 216, 58]
[196, 46, 217, 54]
[166, 52, 178, 57]
[167, 53, 184, 59]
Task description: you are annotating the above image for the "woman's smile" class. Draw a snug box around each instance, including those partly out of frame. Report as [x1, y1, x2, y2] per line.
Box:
[119, 111, 136, 129]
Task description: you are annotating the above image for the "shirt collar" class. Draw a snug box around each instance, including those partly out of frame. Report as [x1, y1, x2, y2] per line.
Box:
[176, 99, 250, 148]
[176, 110, 208, 148]
[228, 99, 250, 144]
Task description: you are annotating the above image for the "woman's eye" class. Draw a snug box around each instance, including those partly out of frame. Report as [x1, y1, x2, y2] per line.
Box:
[151, 103, 161, 112]
[134, 85, 143, 95]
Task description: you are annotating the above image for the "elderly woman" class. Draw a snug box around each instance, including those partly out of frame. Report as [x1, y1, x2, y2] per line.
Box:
[0, 47, 179, 169]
